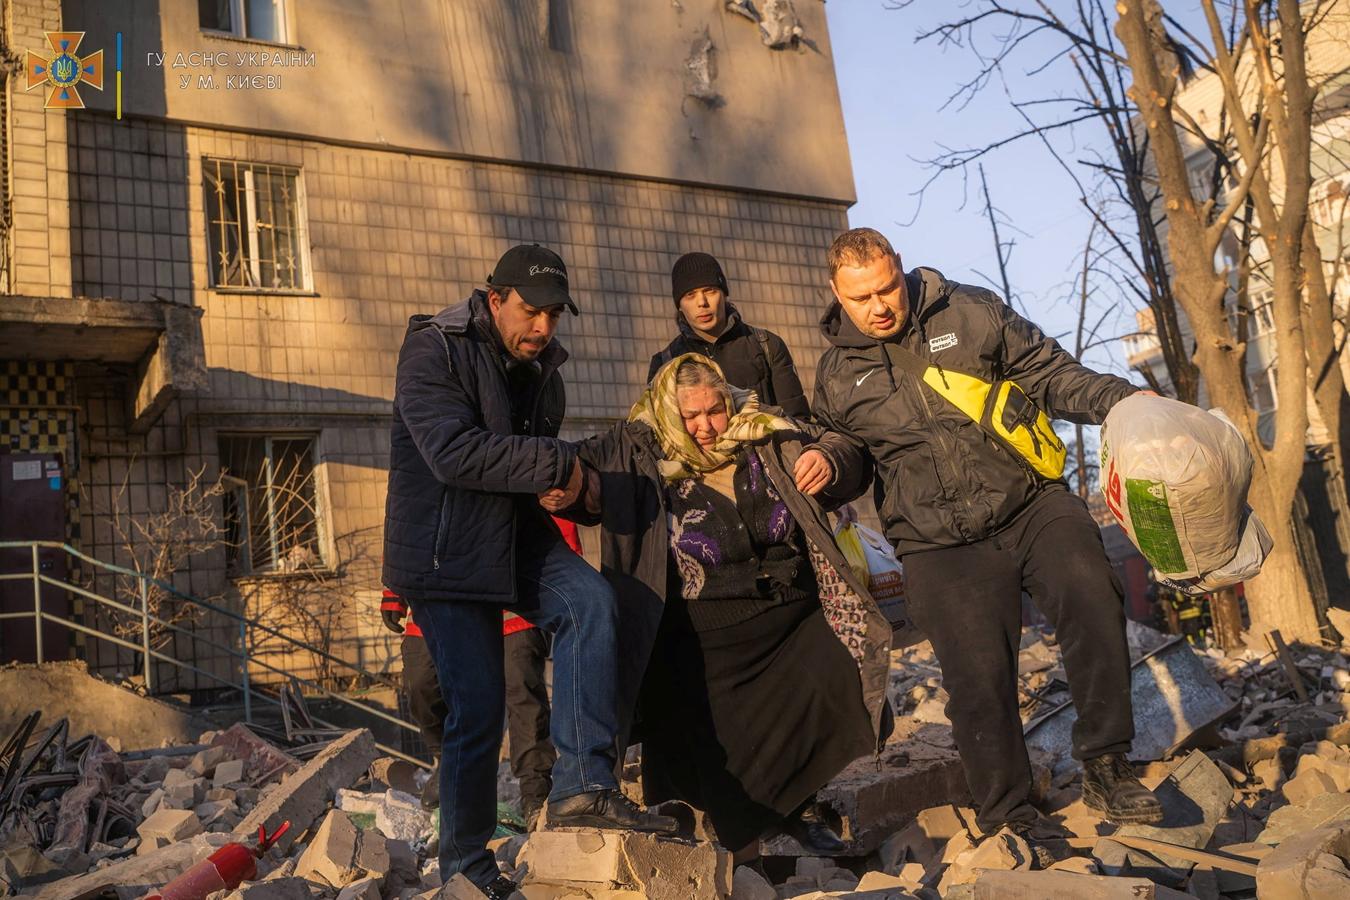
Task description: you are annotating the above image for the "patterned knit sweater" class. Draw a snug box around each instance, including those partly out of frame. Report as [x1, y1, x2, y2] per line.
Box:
[666, 449, 817, 630]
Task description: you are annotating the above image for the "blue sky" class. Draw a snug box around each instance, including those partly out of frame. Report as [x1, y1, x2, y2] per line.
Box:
[824, 1, 1143, 379]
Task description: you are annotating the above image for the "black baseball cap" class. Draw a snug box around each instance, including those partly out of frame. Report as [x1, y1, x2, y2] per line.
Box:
[487, 244, 578, 315]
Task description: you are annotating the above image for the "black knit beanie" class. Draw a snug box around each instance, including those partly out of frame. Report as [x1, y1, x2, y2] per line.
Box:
[671, 252, 729, 304]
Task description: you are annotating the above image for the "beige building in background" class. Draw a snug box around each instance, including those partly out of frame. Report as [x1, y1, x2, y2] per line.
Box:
[0, 0, 857, 718]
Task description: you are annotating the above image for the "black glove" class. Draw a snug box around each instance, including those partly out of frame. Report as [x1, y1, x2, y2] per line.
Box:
[380, 594, 407, 634]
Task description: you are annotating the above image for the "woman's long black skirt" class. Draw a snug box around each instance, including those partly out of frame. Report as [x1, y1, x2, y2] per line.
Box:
[638, 594, 875, 851]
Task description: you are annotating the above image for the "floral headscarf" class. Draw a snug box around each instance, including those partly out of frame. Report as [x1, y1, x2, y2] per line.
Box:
[628, 353, 795, 481]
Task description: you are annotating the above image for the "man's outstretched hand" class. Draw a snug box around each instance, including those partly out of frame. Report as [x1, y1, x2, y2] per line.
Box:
[794, 449, 833, 496]
[539, 457, 584, 512]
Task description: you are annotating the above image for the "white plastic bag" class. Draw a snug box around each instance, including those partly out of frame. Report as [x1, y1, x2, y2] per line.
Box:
[835, 521, 923, 646]
[1100, 394, 1272, 594]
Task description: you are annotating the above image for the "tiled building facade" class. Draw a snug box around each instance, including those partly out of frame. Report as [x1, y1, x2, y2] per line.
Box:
[1, 0, 855, 691]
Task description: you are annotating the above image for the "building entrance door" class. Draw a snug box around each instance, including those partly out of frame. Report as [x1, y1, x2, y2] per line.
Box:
[0, 453, 70, 662]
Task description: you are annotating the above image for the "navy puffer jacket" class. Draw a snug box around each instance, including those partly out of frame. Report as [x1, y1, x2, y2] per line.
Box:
[382, 291, 576, 604]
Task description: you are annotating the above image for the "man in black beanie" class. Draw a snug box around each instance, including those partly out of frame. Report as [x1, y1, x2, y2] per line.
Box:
[648, 251, 810, 418]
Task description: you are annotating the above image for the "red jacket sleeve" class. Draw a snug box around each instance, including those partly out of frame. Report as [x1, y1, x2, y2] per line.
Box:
[552, 516, 583, 556]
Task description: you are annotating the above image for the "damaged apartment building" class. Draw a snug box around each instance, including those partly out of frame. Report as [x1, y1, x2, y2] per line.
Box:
[0, 0, 856, 729]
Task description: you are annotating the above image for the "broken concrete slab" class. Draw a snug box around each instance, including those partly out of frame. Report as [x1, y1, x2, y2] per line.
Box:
[1293, 751, 1350, 793]
[615, 836, 732, 900]
[878, 820, 937, 872]
[427, 874, 491, 898]
[214, 758, 246, 787]
[732, 865, 776, 900]
[1255, 823, 1350, 899]
[294, 809, 390, 888]
[811, 865, 857, 891]
[234, 728, 377, 854]
[336, 876, 384, 900]
[520, 830, 731, 900]
[336, 787, 384, 820]
[225, 878, 314, 900]
[1258, 791, 1350, 845]
[212, 723, 302, 783]
[137, 807, 203, 854]
[140, 787, 165, 818]
[188, 745, 231, 777]
[33, 833, 232, 900]
[1094, 751, 1231, 882]
[195, 798, 238, 827]
[855, 870, 920, 892]
[939, 828, 1032, 893]
[1281, 767, 1339, 806]
[761, 721, 968, 856]
[520, 831, 624, 883]
[1025, 638, 1236, 762]
[376, 788, 433, 842]
[972, 869, 1191, 898]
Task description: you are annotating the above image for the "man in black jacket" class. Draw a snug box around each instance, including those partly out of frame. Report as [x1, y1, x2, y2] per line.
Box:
[813, 228, 1162, 850]
[648, 252, 810, 418]
[384, 244, 675, 897]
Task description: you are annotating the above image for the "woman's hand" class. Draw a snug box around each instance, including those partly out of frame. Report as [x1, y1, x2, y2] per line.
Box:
[794, 449, 833, 496]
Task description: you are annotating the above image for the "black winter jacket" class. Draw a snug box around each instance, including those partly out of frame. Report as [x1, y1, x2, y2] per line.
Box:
[383, 291, 577, 604]
[647, 305, 810, 418]
[573, 419, 890, 752]
[815, 268, 1137, 556]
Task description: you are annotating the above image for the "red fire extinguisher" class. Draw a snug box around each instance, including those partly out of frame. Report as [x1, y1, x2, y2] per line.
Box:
[143, 821, 290, 900]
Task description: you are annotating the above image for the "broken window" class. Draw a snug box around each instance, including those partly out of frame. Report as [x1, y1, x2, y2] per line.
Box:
[204, 159, 311, 291]
[219, 434, 323, 575]
[200, 0, 288, 43]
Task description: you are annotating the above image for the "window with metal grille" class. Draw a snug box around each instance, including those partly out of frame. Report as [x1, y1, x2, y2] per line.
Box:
[199, 0, 288, 44]
[204, 159, 311, 291]
[219, 434, 323, 575]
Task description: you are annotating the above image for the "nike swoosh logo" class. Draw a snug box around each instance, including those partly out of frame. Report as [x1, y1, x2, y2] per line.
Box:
[855, 368, 879, 388]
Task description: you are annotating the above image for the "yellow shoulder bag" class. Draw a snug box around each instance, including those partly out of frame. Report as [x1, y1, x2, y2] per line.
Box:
[882, 342, 1066, 480]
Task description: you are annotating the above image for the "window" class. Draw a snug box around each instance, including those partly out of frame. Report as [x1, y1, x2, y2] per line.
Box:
[200, 0, 288, 43]
[204, 159, 311, 291]
[219, 434, 323, 575]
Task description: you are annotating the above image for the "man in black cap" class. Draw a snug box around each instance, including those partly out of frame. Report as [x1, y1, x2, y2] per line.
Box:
[648, 251, 811, 418]
[384, 244, 677, 897]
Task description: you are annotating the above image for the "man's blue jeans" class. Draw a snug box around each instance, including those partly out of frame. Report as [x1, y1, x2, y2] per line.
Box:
[409, 523, 620, 888]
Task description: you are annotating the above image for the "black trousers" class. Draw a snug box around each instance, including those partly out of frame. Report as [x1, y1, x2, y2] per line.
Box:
[401, 627, 557, 811]
[902, 486, 1134, 832]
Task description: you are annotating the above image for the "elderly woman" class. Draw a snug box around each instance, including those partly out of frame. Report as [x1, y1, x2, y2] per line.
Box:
[567, 354, 893, 856]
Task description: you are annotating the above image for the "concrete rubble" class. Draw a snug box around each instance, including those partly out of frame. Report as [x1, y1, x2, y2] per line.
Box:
[2, 619, 1350, 899]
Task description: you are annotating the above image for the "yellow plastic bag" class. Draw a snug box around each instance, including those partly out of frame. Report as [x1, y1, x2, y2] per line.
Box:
[834, 521, 921, 646]
[835, 521, 871, 587]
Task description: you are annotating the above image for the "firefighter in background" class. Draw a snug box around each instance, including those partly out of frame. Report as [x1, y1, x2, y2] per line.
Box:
[1168, 588, 1211, 645]
[381, 517, 583, 826]
[1146, 575, 1211, 646]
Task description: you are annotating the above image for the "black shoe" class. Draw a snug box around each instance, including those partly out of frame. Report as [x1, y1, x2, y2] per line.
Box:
[783, 804, 846, 855]
[480, 875, 520, 900]
[1082, 753, 1164, 825]
[546, 789, 679, 834]
[1005, 816, 1074, 869]
[420, 762, 440, 811]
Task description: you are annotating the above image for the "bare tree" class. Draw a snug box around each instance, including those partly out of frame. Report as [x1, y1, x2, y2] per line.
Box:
[894, 0, 1337, 639]
[898, 0, 1202, 404]
[1115, 0, 1322, 640]
[97, 464, 233, 675]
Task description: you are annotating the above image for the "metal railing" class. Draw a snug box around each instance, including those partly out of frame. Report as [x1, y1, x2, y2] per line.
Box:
[0, 541, 425, 767]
